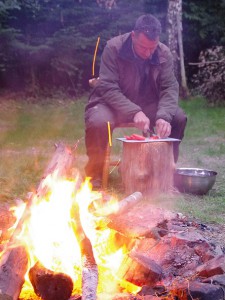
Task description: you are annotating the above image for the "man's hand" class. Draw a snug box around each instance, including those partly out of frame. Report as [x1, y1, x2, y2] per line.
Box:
[155, 119, 171, 138]
[133, 111, 150, 132]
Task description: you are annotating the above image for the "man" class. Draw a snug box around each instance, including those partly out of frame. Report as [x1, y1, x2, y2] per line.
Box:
[85, 14, 187, 189]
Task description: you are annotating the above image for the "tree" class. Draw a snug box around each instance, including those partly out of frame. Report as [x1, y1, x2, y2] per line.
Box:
[167, 0, 189, 98]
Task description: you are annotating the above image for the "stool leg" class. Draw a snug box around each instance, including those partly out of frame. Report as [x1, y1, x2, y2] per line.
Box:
[102, 144, 111, 189]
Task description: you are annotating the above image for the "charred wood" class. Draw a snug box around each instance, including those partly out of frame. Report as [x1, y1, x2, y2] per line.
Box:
[29, 261, 73, 300]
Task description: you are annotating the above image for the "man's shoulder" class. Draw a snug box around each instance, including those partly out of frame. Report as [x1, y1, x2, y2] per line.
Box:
[157, 42, 173, 62]
[107, 32, 131, 48]
[158, 42, 170, 53]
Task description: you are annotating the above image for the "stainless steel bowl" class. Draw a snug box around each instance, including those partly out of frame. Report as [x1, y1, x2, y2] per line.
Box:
[174, 168, 217, 195]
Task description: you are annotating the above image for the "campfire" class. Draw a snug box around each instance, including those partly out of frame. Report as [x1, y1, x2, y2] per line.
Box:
[0, 143, 225, 300]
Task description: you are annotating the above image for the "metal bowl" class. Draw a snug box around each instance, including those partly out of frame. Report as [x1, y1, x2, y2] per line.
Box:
[174, 168, 217, 195]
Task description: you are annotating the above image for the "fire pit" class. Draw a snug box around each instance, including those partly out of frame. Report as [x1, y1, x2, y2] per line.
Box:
[174, 167, 217, 195]
[0, 144, 224, 300]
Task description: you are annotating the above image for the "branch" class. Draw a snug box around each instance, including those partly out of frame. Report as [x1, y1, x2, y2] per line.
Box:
[189, 59, 225, 66]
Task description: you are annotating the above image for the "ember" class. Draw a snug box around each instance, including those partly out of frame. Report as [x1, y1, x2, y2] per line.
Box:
[0, 143, 225, 300]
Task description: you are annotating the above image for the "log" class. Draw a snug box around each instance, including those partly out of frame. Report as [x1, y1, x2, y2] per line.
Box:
[9, 142, 80, 244]
[0, 245, 29, 300]
[29, 261, 73, 300]
[71, 202, 98, 300]
[92, 192, 143, 217]
[118, 252, 162, 287]
[81, 237, 98, 300]
[120, 141, 174, 195]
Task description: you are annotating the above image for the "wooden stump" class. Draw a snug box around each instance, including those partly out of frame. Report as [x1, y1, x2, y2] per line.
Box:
[120, 141, 174, 195]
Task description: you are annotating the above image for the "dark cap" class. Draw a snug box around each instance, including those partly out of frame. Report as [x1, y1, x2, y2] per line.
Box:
[134, 14, 162, 40]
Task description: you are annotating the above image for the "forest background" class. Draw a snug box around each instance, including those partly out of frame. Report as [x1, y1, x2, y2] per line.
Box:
[0, 0, 225, 105]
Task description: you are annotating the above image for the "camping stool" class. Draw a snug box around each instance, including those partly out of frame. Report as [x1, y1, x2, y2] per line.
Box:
[102, 122, 136, 189]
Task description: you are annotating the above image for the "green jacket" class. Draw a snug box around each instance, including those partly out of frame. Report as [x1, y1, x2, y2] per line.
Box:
[87, 32, 179, 123]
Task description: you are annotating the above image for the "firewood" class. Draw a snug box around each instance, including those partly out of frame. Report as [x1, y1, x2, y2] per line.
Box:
[120, 141, 174, 195]
[0, 245, 29, 300]
[9, 142, 80, 245]
[29, 261, 73, 300]
[81, 237, 98, 300]
[92, 192, 143, 217]
[118, 252, 163, 287]
[71, 201, 98, 300]
[24, 143, 82, 300]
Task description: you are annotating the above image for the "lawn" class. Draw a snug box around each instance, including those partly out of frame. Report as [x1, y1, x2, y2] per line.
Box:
[0, 96, 225, 225]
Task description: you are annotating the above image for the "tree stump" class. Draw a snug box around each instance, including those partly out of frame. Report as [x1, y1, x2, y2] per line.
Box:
[120, 141, 174, 195]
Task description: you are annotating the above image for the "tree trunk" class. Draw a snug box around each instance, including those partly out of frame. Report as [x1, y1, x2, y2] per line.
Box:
[167, 0, 189, 98]
[120, 142, 174, 195]
[177, 13, 189, 98]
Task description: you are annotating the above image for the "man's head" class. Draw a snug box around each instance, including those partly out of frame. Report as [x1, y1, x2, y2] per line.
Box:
[131, 14, 161, 60]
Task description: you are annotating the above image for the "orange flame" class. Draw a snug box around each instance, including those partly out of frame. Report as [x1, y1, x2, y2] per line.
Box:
[17, 175, 140, 298]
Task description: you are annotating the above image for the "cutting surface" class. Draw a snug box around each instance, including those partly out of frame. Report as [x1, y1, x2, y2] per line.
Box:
[117, 137, 180, 143]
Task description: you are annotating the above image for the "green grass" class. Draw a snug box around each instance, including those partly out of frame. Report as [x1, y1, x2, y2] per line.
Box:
[0, 96, 225, 225]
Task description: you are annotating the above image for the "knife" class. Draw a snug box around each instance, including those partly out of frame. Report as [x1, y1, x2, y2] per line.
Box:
[143, 128, 157, 138]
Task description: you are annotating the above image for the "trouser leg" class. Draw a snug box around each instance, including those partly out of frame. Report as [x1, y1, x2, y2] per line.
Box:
[84, 104, 118, 180]
[170, 107, 187, 162]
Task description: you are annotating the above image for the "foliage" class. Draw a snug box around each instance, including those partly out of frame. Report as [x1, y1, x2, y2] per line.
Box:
[192, 46, 225, 106]
[182, 0, 225, 80]
[0, 0, 168, 96]
[0, 0, 225, 98]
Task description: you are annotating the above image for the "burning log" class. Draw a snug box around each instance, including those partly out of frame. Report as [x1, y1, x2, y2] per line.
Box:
[71, 200, 98, 300]
[0, 245, 29, 300]
[93, 192, 143, 217]
[9, 142, 80, 245]
[29, 261, 73, 300]
[120, 141, 174, 195]
[81, 237, 98, 300]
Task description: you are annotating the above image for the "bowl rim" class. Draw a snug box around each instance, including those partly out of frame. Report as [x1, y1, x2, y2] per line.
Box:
[175, 167, 217, 177]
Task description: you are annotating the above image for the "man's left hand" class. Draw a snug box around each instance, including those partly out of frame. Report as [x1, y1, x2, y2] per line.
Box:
[155, 119, 171, 138]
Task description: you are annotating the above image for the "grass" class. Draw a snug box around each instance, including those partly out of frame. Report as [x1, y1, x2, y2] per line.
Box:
[0, 96, 225, 225]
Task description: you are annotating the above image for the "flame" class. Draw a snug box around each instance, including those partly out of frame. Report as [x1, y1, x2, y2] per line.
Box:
[17, 175, 141, 298]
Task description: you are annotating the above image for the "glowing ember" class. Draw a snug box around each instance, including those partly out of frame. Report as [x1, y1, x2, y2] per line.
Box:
[16, 175, 140, 298]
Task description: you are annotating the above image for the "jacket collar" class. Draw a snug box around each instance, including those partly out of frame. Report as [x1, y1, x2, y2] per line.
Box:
[118, 33, 160, 66]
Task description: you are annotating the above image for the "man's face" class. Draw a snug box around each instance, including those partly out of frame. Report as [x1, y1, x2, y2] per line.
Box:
[131, 31, 159, 60]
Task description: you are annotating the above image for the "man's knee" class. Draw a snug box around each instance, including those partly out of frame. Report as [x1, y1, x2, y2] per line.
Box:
[173, 107, 187, 127]
[85, 104, 115, 129]
[170, 107, 187, 140]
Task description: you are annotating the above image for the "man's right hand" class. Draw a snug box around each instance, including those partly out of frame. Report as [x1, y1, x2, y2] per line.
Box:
[133, 111, 150, 132]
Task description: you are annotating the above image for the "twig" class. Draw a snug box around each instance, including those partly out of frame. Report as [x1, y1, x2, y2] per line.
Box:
[189, 59, 225, 66]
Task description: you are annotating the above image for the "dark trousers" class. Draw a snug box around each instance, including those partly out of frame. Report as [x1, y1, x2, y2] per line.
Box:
[84, 103, 187, 180]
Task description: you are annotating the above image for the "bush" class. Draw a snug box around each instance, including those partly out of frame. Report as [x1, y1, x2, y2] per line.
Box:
[192, 46, 225, 106]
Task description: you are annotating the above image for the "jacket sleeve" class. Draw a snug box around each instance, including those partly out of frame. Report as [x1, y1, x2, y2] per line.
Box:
[95, 42, 142, 120]
[156, 50, 179, 123]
